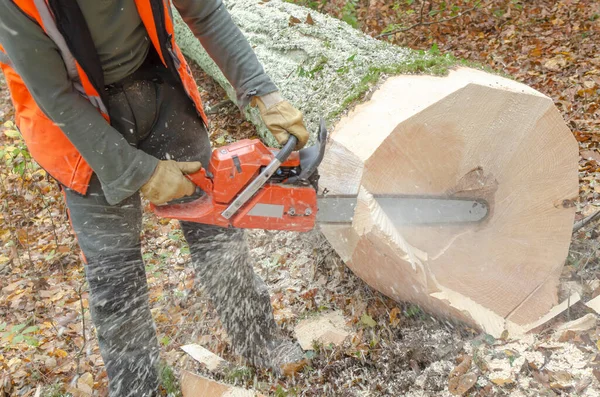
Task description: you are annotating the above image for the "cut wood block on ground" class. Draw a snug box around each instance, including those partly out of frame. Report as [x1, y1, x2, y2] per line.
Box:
[319, 67, 578, 337]
[181, 370, 263, 397]
[294, 311, 350, 350]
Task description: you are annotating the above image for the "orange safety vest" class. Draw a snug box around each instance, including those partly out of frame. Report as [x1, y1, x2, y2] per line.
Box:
[0, 0, 207, 194]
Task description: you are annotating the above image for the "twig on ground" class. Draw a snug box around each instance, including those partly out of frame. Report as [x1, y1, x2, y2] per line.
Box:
[573, 210, 600, 233]
[206, 99, 234, 115]
[376, 0, 482, 38]
[578, 252, 594, 275]
[74, 281, 88, 375]
[0, 173, 22, 269]
[26, 161, 67, 275]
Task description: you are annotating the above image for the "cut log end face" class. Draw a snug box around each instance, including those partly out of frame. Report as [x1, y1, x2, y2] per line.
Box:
[319, 68, 578, 336]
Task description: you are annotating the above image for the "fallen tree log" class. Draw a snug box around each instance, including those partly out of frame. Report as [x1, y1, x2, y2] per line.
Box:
[175, 1, 578, 337]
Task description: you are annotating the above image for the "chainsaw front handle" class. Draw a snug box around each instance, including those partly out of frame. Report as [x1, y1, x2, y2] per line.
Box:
[276, 135, 298, 162]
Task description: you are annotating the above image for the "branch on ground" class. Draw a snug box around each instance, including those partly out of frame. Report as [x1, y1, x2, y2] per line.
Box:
[377, 0, 482, 38]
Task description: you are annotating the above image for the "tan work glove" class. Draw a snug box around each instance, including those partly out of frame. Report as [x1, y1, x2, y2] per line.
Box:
[141, 160, 202, 205]
[252, 92, 309, 150]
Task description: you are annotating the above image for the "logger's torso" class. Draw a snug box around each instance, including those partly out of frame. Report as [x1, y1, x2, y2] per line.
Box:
[75, 0, 151, 85]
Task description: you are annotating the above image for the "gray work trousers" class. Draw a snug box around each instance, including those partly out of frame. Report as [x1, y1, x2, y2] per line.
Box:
[63, 54, 277, 396]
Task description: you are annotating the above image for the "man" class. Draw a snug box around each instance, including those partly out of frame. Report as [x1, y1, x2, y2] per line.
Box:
[0, 0, 309, 395]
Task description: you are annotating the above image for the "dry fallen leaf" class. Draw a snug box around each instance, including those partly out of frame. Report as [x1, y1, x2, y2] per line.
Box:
[592, 369, 600, 383]
[581, 150, 600, 163]
[449, 373, 477, 396]
[389, 307, 401, 326]
[576, 377, 593, 394]
[360, 313, 376, 328]
[448, 355, 476, 396]
[491, 378, 515, 387]
[289, 16, 302, 26]
[557, 330, 576, 342]
[280, 358, 309, 377]
[543, 56, 567, 71]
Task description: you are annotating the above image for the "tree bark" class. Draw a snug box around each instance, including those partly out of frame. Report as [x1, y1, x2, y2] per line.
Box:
[174, 1, 579, 337]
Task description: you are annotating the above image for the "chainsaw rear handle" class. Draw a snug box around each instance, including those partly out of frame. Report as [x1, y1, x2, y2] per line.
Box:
[276, 135, 298, 162]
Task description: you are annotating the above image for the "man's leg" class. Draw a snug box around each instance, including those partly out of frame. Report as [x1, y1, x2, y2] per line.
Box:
[63, 177, 160, 396]
[180, 224, 278, 365]
[139, 69, 287, 366]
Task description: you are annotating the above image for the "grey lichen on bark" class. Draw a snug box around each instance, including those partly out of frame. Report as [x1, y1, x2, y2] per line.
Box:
[174, 0, 457, 145]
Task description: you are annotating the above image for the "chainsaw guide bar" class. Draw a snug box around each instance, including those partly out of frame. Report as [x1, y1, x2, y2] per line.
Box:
[316, 195, 489, 225]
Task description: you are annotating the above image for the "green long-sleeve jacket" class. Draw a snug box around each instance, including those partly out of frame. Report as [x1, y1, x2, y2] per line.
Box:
[0, 0, 277, 204]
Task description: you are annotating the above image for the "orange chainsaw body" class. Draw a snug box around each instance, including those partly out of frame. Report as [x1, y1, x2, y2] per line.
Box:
[152, 138, 318, 232]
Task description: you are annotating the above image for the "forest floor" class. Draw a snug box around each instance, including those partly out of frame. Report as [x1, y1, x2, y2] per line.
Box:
[1, 0, 600, 396]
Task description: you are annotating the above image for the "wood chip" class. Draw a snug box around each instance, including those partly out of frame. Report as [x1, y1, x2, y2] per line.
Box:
[294, 311, 350, 350]
[181, 344, 228, 372]
[490, 378, 515, 387]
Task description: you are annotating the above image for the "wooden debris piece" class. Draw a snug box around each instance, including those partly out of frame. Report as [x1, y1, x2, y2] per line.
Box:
[181, 344, 228, 372]
[524, 293, 581, 333]
[181, 370, 263, 397]
[585, 295, 600, 314]
[294, 311, 350, 350]
[553, 313, 597, 340]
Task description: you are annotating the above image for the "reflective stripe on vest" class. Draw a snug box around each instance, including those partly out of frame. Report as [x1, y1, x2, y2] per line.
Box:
[27, 0, 109, 117]
[32, 0, 79, 83]
[0, 50, 11, 67]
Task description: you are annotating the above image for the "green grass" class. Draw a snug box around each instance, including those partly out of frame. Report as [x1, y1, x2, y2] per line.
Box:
[160, 363, 182, 397]
[333, 52, 459, 118]
[223, 365, 254, 384]
[42, 383, 67, 397]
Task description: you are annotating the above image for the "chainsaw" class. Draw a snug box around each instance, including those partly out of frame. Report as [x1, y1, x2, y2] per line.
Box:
[152, 120, 489, 232]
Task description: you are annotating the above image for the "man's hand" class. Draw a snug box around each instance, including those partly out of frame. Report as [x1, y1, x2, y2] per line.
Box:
[141, 160, 202, 205]
[252, 92, 309, 150]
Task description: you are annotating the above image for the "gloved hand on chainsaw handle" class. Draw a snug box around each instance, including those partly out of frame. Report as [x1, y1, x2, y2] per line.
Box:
[141, 160, 202, 205]
[252, 92, 310, 151]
